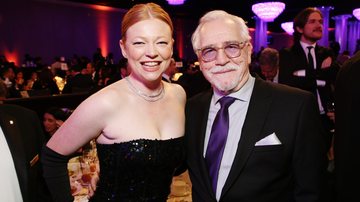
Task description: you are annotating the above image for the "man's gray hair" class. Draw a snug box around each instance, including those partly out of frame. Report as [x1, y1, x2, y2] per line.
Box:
[259, 47, 279, 68]
[191, 10, 252, 52]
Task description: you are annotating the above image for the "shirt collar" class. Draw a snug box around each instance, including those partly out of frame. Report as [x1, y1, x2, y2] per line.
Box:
[300, 40, 316, 53]
[213, 75, 255, 103]
[162, 73, 171, 82]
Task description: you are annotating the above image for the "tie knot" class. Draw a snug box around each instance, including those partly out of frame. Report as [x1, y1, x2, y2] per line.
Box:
[219, 96, 236, 108]
[307, 46, 313, 51]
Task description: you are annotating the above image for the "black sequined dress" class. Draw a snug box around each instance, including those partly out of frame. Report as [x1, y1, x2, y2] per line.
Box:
[89, 137, 185, 202]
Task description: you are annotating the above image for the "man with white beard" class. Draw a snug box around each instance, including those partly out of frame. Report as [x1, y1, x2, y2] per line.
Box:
[185, 10, 328, 202]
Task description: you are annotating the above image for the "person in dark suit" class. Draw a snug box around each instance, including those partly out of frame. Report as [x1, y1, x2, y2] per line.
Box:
[0, 104, 52, 202]
[106, 58, 129, 86]
[334, 51, 360, 202]
[32, 67, 59, 95]
[258, 47, 280, 83]
[62, 64, 94, 94]
[177, 63, 211, 98]
[185, 10, 327, 201]
[278, 7, 339, 150]
[162, 58, 176, 83]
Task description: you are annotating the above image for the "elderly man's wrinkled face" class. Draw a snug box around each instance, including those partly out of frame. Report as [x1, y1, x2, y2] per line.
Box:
[197, 19, 251, 94]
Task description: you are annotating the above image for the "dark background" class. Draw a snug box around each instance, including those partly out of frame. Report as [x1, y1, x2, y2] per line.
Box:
[1, 0, 359, 66]
[66, 0, 360, 32]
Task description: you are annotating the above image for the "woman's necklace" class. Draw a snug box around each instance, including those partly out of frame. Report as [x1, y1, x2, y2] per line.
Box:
[125, 77, 165, 102]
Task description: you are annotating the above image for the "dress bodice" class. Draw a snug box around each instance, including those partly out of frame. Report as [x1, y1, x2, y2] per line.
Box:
[89, 137, 185, 202]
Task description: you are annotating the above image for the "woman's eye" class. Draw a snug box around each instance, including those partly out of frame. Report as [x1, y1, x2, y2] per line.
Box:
[133, 42, 144, 45]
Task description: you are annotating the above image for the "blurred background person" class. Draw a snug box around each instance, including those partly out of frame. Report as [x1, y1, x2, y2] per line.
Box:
[336, 50, 350, 65]
[32, 67, 59, 95]
[43, 107, 71, 141]
[119, 58, 130, 79]
[278, 7, 339, 152]
[14, 69, 25, 91]
[94, 65, 111, 88]
[1, 66, 19, 98]
[176, 61, 211, 98]
[106, 58, 129, 86]
[24, 71, 38, 90]
[86, 62, 96, 82]
[258, 47, 279, 83]
[62, 63, 94, 94]
[162, 58, 177, 83]
[0, 79, 7, 102]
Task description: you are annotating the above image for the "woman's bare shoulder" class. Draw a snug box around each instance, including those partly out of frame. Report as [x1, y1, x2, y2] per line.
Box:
[79, 80, 128, 113]
[165, 82, 186, 104]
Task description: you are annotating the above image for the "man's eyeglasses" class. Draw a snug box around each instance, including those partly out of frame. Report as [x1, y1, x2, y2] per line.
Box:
[197, 41, 248, 62]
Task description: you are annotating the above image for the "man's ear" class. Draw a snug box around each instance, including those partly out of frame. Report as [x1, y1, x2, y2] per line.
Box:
[295, 26, 303, 34]
[246, 43, 253, 65]
[119, 39, 127, 58]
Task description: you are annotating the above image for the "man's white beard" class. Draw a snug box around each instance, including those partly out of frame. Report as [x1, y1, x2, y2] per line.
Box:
[205, 64, 241, 93]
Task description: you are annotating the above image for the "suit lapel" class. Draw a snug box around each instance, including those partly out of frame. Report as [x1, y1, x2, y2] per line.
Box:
[293, 42, 309, 69]
[187, 90, 217, 197]
[197, 91, 216, 196]
[221, 78, 273, 198]
[315, 45, 326, 70]
[0, 109, 29, 201]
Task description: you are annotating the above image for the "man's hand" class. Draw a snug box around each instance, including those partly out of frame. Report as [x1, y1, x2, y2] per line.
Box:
[321, 57, 332, 69]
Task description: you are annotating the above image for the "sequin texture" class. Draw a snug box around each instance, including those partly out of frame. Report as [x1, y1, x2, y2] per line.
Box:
[89, 137, 185, 202]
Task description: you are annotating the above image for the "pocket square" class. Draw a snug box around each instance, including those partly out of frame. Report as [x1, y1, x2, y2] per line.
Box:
[255, 132, 281, 146]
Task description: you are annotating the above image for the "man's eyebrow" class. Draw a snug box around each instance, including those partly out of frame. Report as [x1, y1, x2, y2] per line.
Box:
[200, 41, 240, 49]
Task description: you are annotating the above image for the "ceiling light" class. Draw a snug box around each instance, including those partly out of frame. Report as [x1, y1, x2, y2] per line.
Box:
[167, 0, 185, 5]
[252, 2, 285, 22]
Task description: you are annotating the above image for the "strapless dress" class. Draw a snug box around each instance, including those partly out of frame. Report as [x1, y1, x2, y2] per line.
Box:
[89, 137, 185, 202]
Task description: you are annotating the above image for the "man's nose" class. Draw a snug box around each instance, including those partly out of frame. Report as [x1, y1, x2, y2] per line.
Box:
[215, 49, 230, 65]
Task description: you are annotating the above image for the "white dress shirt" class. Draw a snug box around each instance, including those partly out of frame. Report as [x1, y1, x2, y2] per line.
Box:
[0, 126, 23, 202]
[299, 41, 325, 114]
[204, 75, 255, 200]
[162, 73, 172, 83]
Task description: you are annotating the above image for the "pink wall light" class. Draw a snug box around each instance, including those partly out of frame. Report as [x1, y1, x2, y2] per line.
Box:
[353, 8, 360, 20]
[281, 22, 294, 35]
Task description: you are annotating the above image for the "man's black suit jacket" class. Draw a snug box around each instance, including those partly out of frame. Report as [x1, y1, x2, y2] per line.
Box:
[278, 41, 339, 110]
[185, 77, 327, 202]
[0, 104, 51, 202]
[334, 51, 360, 202]
[62, 73, 94, 94]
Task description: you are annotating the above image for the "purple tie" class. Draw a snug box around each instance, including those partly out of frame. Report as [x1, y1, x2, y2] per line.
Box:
[205, 96, 236, 194]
